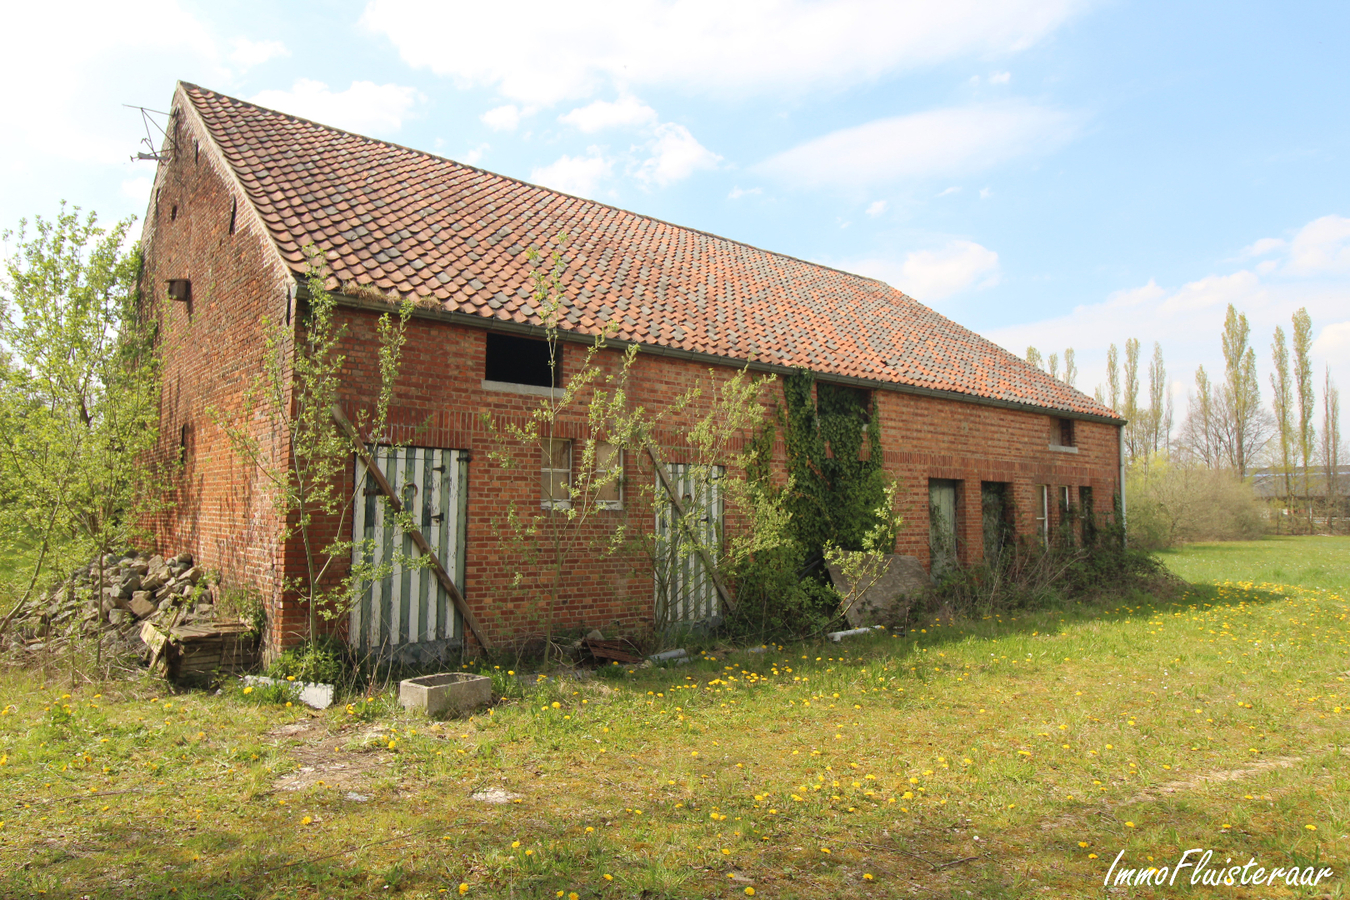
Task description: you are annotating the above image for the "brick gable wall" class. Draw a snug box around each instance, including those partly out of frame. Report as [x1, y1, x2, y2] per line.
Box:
[140, 96, 299, 648]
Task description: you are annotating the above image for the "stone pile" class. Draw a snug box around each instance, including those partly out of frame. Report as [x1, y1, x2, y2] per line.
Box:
[4, 549, 220, 655]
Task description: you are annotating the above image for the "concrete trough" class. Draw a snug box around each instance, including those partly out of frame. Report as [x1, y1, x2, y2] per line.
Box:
[399, 672, 492, 718]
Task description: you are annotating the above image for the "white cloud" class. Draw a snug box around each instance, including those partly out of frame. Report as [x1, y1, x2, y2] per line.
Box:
[0, 0, 221, 165]
[120, 176, 153, 203]
[938, 186, 962, 197]
[753, 102, 1080, 188]
[866, 200, 888, 217]
[837, 240, 1001, 302]
[1242, 236, 1285, 257]
[728, 186, 762, 200]
[989, 71, 1012, 84]
[1312, 321, 1350, 362]
[531, 151, 614, 197]
[230, 37, 289, 68]
[361, 0, 1089, 105]
[986, 215, 1350, 407]
[1284, 214, 1350, 276]
[461, 143, 489, 165]
[634, 123, 721, 186]
[560, 95, 659, 132]
[481, 104, 525, 131]
[250, 80, 421, 135]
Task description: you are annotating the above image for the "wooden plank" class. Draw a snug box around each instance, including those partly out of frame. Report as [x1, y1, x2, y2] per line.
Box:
[646, 445, 735, 613]
[331, 405, 491, 651]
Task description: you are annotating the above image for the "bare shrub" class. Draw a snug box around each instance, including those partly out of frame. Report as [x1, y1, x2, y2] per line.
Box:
[1126, 458, 1265, 549]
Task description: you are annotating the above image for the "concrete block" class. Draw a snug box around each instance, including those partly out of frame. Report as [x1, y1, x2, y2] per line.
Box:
[399, 672, 491, 718]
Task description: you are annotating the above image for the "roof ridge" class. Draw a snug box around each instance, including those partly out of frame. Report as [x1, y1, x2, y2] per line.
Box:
[179, 82, 902, 294]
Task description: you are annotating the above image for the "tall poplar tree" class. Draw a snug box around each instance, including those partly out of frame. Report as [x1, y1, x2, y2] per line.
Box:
[1269, 325, 1293, 526]
[1292, 308, 1315, 530]
[1220, 304, 1262, 475]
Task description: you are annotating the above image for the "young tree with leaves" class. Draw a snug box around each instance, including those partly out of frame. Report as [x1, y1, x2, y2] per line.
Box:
[1292, 307, 1315, 529]
[1323, 369, 1341, 532]
[0, 205, 165, 637]
[1063, 347, 1077, 388]
[1122, 338, 1141, 461]
[1025, 346, 1043, 371]
[1269, 324, 1294, 527]
[1220, 304, 1263, 474]
[215, 247, 415, 645]
[1106, 343, 1121, 412]
[1146, 342, 1168, 460]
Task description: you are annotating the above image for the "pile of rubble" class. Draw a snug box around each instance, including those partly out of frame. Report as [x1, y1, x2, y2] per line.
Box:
[3, 549, 222, 655]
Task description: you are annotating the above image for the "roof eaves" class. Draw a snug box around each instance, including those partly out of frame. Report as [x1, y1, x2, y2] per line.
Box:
[327, 288, 1125, 425]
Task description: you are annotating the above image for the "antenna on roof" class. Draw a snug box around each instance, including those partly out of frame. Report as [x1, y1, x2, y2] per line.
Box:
[124, 104, 172, 162]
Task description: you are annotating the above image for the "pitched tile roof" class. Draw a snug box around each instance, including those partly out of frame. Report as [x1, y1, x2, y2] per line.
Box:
[181, 83, 1119, 420]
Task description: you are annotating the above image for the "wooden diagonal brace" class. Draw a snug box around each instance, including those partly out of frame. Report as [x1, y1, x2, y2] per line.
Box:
[331, 405, 491, 651]
[646, 444, 735, 613]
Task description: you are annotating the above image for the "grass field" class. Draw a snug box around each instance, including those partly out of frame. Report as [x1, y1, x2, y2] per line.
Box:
[0, 538, 1346, 899]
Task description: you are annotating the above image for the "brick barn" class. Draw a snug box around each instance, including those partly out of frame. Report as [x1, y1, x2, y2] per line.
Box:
[141, 82, 1125, 658]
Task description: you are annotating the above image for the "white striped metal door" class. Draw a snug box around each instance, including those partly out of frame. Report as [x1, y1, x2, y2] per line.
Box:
[350, 446, 467, 654]
[654, 463, 724, 624]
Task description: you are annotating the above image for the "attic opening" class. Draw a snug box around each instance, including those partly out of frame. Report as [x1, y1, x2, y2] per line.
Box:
[228, 198, 237, 235]
[484, 332, 558, 388]
[1056, 417, 1076, 448]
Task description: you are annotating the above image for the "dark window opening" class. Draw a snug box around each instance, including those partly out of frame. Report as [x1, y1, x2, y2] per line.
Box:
[228, 198, 237, 235]
[179, 423, 191, 463]
[170, 204, 178, 221]
[980, 481, 1013, 564]
[166, 280, 191, 302]
[1057, 417, 1076, 447]
[194, 140, 199, 163]
[1079, 486, 1096, 545]
[485, 332, 557, 388]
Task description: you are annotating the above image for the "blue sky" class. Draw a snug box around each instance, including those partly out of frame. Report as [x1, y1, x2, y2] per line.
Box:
[4, 1, 1348, 427]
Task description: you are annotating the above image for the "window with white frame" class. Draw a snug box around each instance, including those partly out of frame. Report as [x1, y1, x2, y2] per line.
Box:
[593, 442, 623, 509]
[1035, 484, 1050, 546]
[541, 438, 571, 509]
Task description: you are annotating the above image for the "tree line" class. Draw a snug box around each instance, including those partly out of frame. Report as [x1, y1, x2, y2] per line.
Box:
[1026, 303, 1345, 541]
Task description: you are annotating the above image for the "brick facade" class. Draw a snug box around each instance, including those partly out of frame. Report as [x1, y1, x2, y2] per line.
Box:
[141, 87, 1123, 656]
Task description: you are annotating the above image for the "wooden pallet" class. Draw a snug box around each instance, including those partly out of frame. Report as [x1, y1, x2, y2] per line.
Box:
[142, 620, 259, 681]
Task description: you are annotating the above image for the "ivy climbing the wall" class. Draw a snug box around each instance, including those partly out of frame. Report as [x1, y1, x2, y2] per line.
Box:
[724, 369, 899, 641]
[782, 370, 892, 558]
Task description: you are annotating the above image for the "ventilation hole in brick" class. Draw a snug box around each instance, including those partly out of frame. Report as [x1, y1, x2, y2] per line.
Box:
[170, 204, 178, 221]
[229, 198, 237, 235]
[485, 332, 557, 388]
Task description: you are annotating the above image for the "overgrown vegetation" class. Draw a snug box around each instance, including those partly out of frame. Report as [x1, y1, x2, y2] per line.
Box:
[0, 205, 168, 638]
[1, 537, 1344, 898]
[214, 248, 418, 647]
[1125, 457, 1266, 550]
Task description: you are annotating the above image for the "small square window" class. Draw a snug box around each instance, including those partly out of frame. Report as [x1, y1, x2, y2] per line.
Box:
[487, 332, 558, 388]
[1057, 417, 1076, 447]
[541, 438, 571, 509]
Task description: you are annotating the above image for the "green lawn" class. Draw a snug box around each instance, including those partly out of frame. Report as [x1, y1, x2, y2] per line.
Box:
[1157, 535, 1350, 594]
[0, 539, 1346, 899]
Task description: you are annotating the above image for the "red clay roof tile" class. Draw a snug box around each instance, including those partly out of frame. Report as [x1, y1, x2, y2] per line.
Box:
[182, 83, 1118, 420]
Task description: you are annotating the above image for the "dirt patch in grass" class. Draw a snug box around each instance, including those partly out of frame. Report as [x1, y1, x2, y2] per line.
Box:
[270, 719, 392, 793]
[1143, 754, 1303, 798]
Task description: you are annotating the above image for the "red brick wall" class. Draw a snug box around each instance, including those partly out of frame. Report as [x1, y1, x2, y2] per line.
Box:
[140, 87, 298, 649]
[143, 84, 1121, 653]
[315, 308, 1122, 650]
